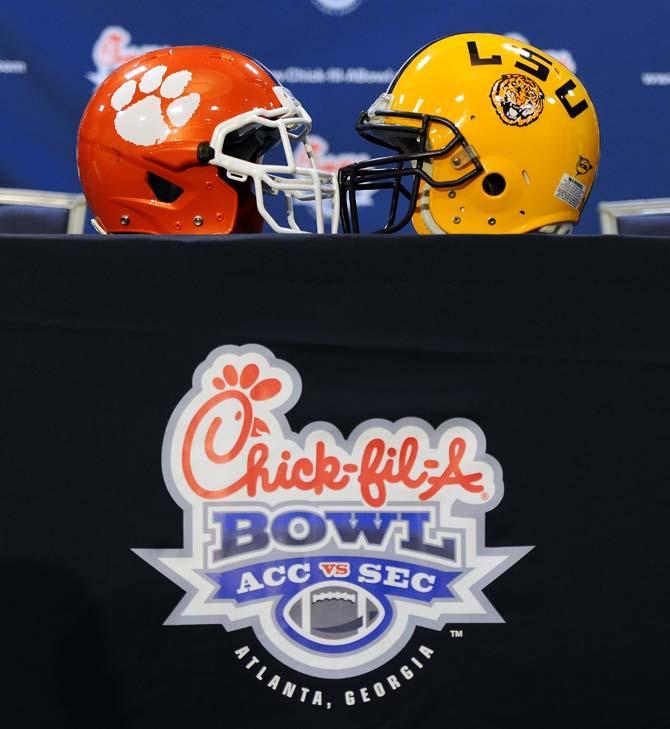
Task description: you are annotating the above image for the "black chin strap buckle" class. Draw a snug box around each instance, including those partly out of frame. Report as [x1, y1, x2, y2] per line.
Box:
[197, 142, 215, 164]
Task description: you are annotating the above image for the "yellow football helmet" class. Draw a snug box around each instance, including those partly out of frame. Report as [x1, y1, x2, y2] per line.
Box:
[339, 33, 600, 234]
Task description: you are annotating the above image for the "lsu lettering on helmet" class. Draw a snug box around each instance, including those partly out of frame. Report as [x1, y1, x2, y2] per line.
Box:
[339, 33, 599, 235]
[77, 46, 338, 234]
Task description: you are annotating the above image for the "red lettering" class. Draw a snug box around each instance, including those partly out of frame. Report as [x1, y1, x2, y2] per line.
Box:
[318, 562, 351, 577]
[358, 438, 387, 507]
[419, 438, 484, 501]
[359, 437, 428, 507]
[182, 401, 485, 507]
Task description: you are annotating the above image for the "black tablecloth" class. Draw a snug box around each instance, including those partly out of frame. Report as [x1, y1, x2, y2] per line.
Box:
[1, 234, 668, 729]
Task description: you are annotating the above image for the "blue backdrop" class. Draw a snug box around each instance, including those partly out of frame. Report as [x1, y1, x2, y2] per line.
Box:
[1, 0, 668, 234]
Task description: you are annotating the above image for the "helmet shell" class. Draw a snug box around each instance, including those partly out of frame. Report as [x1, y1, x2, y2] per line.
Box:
[384, 33, 600, 234]
[77, 46, 282, 234]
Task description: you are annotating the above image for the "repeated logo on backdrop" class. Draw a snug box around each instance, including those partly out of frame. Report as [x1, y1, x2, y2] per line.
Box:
[0, 58, 28, 75]
[86, 24, 391, 91]
[135, 345, 532, 699]
[86, 26, 163, 87]
[505, 32, 577, 72]
[311, 0, 364, 15]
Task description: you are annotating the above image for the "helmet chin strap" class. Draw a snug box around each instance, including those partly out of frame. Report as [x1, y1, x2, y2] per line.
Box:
[536, 223, 574, 235]
[417, 183, 450, 234]
[419, 190, 445, 234]
[91, 217, 107, 235]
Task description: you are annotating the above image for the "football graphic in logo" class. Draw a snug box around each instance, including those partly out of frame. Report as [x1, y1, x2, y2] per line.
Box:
[490, 73, 544, 127]
[285, 582, 383, 645]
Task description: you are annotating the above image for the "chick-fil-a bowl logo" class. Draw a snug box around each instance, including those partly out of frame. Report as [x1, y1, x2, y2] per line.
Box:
[135, 344, 532, 678]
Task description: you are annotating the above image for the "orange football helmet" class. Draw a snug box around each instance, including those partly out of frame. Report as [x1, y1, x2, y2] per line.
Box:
[77, 46, 338, 234]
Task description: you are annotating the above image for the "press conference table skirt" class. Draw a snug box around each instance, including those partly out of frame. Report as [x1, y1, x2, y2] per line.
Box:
[1, 233, 667, 729]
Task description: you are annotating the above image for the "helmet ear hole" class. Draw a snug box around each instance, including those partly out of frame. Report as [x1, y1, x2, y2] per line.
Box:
[482, 173, 506, 196]
[147, 173, 184, 203]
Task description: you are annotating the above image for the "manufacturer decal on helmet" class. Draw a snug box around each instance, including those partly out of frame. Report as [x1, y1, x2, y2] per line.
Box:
[135, 344, 532, 681]
[111, 66, 200, 146]
[554, 173, 586, 209]
[576, 155, 594, 175]
[490, 73, 544, 127]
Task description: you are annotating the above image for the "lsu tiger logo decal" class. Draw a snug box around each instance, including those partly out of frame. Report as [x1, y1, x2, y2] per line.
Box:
[490, 73, 544, 127]
[135, 344, 532, 679]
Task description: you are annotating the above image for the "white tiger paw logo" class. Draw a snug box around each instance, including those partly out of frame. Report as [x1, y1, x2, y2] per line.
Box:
[110, 66, 200, 146]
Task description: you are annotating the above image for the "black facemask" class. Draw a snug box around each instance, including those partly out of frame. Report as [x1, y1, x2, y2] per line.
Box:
[339, 106, 483, 234]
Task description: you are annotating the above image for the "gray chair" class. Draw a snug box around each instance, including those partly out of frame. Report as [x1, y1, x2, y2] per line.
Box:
[599, 198, 670, 236]
[0, 188, 87, 234]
